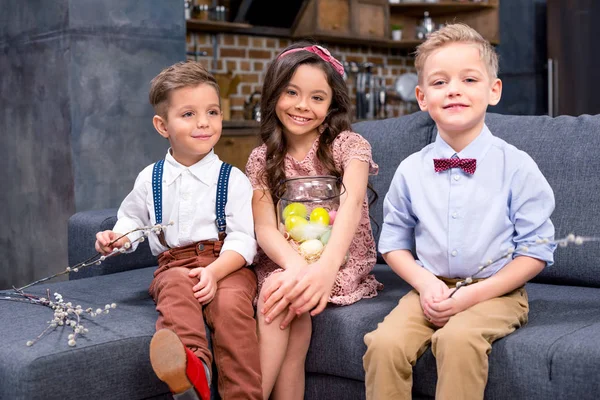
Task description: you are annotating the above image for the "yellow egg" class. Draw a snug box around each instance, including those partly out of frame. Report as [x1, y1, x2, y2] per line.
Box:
[285, 215, 308, 233]
[309, 207, 330, 226]
[283, 202, 307, 220]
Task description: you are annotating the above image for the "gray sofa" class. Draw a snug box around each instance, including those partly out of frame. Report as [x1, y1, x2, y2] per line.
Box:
[2, 111, 600, 400]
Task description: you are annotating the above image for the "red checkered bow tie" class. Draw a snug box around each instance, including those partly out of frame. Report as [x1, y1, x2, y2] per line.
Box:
[433, 158, 477, 175]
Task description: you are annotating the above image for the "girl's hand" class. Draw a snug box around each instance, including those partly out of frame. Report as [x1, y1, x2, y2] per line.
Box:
[189, 267, 217, 305]
[261, 264, 307, 323]
[286, 261, 338, 319]
[95, 230, 130, 255]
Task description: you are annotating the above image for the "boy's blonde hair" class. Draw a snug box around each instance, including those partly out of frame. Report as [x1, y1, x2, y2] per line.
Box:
[415, 23, 498, 81]
[149, 61, 220, 118]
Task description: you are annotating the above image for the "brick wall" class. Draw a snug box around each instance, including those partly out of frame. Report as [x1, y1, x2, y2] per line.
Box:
[187, 32, 419, 121]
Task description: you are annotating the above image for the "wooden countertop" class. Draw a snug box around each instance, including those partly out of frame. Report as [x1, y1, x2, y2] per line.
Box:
[222, 120, 259, 136]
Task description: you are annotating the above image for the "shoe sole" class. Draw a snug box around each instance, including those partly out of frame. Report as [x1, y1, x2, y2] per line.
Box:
[150, 329, 193, 394]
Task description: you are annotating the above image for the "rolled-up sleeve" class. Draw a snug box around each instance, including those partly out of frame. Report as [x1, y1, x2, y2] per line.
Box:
[510, 156, 556, 266]
[221, 168, 257, 265]
[378, 164, 416, 255]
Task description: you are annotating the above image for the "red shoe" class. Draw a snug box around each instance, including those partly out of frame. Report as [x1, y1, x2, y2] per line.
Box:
[149, 329, 211, 400]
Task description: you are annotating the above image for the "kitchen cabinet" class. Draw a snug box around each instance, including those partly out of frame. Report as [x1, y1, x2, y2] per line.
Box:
[292, 0, 389, 41]
[389, 1, 499, 46]
[214, 121, 261, 171]
[185, 1, 500, 50]
[546, 0, 600, 116]
[316, 0, 351, 36]
[355, 0, 389, 39]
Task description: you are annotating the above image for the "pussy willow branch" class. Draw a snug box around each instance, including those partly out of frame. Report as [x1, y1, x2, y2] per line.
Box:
[1, 223, 172, 347]
[448, 234, 600, 298]
[16, 223, 172, 291]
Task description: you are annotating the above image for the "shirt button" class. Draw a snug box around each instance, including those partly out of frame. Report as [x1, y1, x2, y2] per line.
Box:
[452, 212, 458, 219]
[451, 250, 458, 257]
[453, 175, 460, 181]
[181, 193, 190, 201]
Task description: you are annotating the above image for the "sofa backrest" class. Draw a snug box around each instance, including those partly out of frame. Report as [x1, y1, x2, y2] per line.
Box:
[68, 208, 157, 279]
[353, 112, 435, 262]
[354, 111, 600, 288]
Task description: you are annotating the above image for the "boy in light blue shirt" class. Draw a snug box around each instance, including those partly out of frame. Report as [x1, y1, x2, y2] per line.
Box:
[363, 23, 556, 400]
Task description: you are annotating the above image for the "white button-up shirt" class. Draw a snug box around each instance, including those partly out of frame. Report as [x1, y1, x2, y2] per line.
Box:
[379, 124, 556, 279]
[113, 150, 257, 265]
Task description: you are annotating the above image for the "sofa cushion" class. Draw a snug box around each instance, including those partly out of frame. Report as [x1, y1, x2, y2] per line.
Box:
[413, 282, 600, 398]
[0, 267, 168, 400]
[306, 264, 411, 382]
[307, 263, 600, 399]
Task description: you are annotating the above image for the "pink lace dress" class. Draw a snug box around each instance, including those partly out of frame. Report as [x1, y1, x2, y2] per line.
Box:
[245, 131, 383, 305]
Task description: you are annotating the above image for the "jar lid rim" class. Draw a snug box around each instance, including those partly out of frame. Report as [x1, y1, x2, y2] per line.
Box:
[278, 175, 346, 202]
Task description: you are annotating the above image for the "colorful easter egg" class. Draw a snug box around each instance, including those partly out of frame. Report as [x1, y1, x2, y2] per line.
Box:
[283, 202, 307, 220]
[285, 215, 308, 233]
[299, 239, 324, 257]
[328, 210, 337, 225]
[309, 207, 330, 226]
[319, 229, 332, 245]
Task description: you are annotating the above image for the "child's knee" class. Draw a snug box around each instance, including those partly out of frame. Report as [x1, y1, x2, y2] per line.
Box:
[211, 287, 254, 317]
[431, 327, 489, 357]
[364, 327, 409, 361]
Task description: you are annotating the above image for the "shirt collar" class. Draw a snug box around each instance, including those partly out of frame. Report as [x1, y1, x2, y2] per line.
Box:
[433, 124, 493, 162]
[163, 149, 219, 186]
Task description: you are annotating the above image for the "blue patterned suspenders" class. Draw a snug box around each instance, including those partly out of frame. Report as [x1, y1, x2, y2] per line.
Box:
[151, 160, 233, 247]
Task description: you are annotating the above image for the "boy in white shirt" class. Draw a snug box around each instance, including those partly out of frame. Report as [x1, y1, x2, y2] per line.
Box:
[95, 61, 261, 400]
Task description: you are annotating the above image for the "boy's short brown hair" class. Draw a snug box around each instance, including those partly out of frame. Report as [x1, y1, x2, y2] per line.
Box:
[149, 61, 220, 118]
[415, 23, 498, 81]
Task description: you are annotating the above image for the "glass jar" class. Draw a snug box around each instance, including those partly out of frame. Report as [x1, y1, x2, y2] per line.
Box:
[276, 176, 345, 263]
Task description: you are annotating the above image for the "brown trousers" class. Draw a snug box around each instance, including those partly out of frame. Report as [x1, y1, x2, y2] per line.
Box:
[363, 277, 529, 400]
[148, 240, 262, 400]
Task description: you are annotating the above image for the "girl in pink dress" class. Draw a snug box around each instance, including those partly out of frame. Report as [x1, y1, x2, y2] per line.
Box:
[245, 42, 383, 400]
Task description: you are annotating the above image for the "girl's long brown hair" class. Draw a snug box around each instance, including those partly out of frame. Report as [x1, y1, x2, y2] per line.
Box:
[259, 42, 351, 198]
[258, 42, 378, 217]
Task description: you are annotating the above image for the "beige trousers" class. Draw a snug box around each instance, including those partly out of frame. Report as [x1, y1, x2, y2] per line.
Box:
[363, 278, 529, 400]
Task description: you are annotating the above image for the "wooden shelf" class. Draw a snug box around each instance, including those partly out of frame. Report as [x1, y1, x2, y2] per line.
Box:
[390, 2, 497, 17]
[389, 1, 499, 46]
[185, 2, 499, 49]
[186, 19, 291, 37]
[297, 35, 496, 49]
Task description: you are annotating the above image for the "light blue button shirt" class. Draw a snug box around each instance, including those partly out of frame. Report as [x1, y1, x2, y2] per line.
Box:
[379, 124, 556, 279]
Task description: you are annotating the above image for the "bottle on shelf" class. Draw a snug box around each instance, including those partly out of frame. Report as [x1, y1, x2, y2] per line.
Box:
[416, 11, 435, 39]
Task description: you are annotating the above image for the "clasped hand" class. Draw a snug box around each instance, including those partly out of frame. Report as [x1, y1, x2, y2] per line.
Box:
[420, 278, 474, 327]
[261, 260, 338, 329]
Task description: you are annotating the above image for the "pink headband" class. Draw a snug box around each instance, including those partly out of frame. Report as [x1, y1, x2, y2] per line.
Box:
[278, 45, 345, 76]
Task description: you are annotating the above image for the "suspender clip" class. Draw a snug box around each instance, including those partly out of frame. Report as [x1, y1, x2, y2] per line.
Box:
[215, 217, 227, 232]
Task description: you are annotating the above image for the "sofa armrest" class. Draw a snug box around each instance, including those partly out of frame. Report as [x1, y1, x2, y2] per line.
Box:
[67, 208, 157, 280]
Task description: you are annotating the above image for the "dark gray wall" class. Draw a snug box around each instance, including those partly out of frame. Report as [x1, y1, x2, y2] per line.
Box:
[490, 0, 548, 115]
[0, 0, 185, 289]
